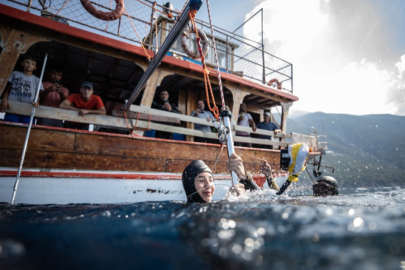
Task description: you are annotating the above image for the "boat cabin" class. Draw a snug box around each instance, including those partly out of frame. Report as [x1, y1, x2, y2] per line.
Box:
[0, 1, 297, 144]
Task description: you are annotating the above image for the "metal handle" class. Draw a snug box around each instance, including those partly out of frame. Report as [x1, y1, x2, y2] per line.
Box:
[220, 107, 239, 186]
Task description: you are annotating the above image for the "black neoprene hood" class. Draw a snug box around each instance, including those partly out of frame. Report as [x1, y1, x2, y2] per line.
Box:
[182, 160, 213, 203]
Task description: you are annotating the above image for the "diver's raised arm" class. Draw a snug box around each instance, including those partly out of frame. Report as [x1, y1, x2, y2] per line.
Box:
[228, 153, 260, 192]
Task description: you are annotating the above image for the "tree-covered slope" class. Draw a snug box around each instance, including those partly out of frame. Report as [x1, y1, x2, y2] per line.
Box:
[287, 113, 405, 188]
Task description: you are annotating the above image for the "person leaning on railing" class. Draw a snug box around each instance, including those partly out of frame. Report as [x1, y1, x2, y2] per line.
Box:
[256, 110, 281, 149]
[37, 66, 69, 127]
[235, 102, 256, 147]
[152, 89, 182, 140]
[0, 55, 43, 124]
[59, 81, 106, 130]
[191, 99, 215, 143]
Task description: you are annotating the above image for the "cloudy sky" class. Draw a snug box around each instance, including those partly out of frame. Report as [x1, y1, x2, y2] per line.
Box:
[169, 0, 405, 116]
[3, 0, 404, 116]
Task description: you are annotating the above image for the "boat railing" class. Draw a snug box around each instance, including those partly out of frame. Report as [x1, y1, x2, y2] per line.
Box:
[128, 105, 288, 147]
[1, 100, 288, 147]
[5, 0, 293, 93]
[285, 132, 326, 152]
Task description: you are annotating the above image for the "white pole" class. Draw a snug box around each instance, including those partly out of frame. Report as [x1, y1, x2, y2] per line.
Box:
[11, 53, 48, 204]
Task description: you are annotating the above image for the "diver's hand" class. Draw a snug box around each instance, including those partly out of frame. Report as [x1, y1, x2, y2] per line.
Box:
[260, 160, 272, 178]
[227, 153, 246, 178]
[229, 183, 245, 196]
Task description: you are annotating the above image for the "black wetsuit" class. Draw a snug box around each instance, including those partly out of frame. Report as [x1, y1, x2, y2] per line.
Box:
[182, 160, 260, 203]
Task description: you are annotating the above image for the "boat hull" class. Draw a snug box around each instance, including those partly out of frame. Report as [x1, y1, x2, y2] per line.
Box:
[0, 122, 283, 204]
[0, 169, 282, 204]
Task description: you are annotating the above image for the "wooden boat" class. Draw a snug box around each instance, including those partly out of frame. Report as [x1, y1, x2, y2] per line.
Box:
[0, 0, 319, 204]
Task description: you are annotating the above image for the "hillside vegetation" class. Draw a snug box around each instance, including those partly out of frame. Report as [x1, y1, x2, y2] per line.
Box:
[287, 113, 405, 189]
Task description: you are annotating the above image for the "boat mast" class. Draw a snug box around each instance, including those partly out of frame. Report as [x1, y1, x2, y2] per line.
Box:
[123, 0, 204, 111]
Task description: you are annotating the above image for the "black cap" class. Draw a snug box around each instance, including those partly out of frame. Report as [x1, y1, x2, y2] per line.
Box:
[182, 160, 212, 203]
[313, 176, 339, 196]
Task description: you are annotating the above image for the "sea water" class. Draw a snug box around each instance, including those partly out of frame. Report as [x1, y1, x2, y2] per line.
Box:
[1, 187, 405, 270]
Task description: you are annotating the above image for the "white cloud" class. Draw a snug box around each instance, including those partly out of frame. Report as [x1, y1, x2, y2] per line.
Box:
[243, 0, 403, 115]
[387, 54, 405, 115]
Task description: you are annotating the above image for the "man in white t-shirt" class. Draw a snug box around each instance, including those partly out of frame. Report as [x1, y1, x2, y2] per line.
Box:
[191, 99, 215, 143]
[235, 102, 256, 147]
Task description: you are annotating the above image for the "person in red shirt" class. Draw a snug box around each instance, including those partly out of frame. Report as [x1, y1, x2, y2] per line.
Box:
[60, 81, 106, 130]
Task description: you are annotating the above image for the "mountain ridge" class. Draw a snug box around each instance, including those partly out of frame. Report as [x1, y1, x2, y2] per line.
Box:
[286, 112, 405, 188]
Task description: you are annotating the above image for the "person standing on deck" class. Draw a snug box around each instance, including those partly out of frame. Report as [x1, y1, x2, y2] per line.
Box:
[152, 89, 181, 139]
[256, 110, 280, 149]
[235, 102, 256, 147]
[0, 55, 43, 124]
[191, 99, 215, 143]
[59, 82, 105, 130]
[37, 67, 69, 127]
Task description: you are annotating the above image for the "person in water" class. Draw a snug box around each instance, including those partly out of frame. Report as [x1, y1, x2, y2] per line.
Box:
[182, 153, 259, 203]
[276, 143, 339, 196]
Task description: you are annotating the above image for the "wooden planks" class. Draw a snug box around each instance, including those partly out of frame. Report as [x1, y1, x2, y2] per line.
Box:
[0, 124, 75, 152]
[0, 123, 281, 173]
[1, 149, 165, 172]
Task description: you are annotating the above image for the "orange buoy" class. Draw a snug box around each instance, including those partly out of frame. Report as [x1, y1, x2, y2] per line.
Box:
[80, 0, 124, 21]
[267, 78, 282, 90]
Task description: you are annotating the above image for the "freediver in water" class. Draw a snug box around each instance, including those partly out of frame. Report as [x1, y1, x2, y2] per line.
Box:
[182, 143, 338, 202]
[275, 143, 339, 196]
[313, 176, 339, 196]
[182, 153, 260, 203]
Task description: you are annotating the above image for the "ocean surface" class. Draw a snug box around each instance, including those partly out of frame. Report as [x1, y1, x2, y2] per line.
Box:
[1, 186, 405, 270]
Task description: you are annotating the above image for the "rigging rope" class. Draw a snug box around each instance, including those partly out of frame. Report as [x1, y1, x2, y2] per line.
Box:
[48, 0, 70, 20]
[153, 2, 159, 51]
[123, 7, 152, 61]
[123, 111, 142, 138]
[212, 144, 225, 172]
[177, 0, 190, 22]
[136, 0, 178, 16]
[104, 0, 113, 30]
[206, 0, 225, 108]
[188, 11, 219, 120]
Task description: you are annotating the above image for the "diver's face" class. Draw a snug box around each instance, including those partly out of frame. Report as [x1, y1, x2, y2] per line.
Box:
[194, 171, 215, 202]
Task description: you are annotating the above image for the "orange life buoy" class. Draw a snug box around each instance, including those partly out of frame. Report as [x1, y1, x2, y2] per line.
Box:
[181, 26, 209, 59]
[267, 79, 282, 90]
[80, 0, 124, 21]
